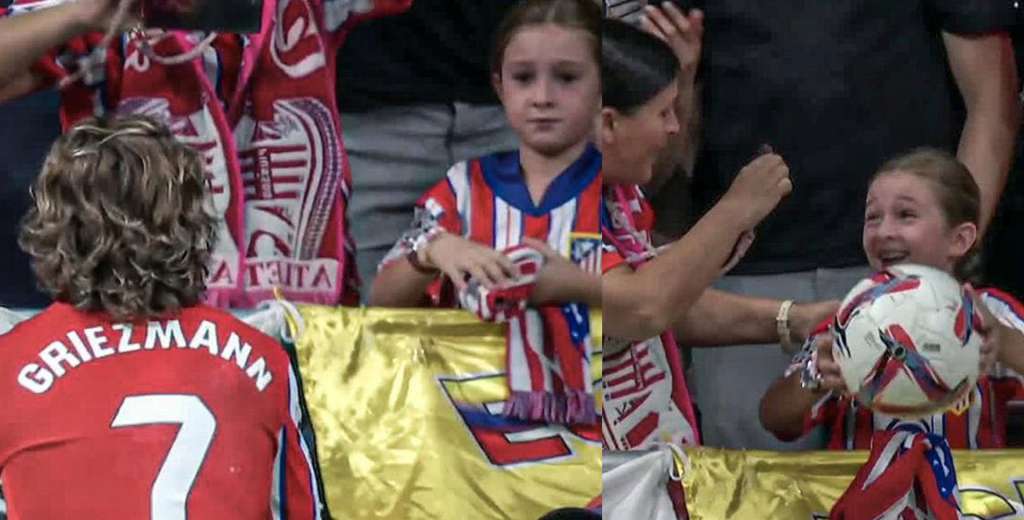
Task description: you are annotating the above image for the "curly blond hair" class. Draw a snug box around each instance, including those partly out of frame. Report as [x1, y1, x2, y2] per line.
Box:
[19, 115, 217, 320]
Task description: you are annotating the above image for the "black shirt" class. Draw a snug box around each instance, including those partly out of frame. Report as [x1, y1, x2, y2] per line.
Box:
[0, 91, 60, 307]
[336, 0, 519, 112]
[691, 0, 1016, 274]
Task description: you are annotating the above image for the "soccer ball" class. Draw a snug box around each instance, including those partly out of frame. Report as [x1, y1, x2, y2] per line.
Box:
[831, 264, 982, 418]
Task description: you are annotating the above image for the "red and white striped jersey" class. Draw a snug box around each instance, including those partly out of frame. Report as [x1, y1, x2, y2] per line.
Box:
[382, 144, 603, 283]
[0, 302, 327, 518]
[2, 0, 412, 307]
[789, 287, 1024, 450]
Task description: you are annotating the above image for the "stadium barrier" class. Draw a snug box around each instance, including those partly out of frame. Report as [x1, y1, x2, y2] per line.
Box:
[295, 306, 603, 519]
[605, 446, 1024, 519]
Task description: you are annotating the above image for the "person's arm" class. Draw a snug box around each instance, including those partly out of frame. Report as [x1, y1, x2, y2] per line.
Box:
[760, 372, 828, 441]
[368, 255, 438, 308]
[674, 288, 839, 348]
[974, 288, 1024, 375]
[370, 231, 517, 308]
[760, 334, 846, 440]
[526, 238, 601, 308]
[603, 153, 792, 341]
[639, 3, 703, 194]
[944, 30, 1019, 234]
[0, 0, 129, 103]
[996, 324, 1024, 375]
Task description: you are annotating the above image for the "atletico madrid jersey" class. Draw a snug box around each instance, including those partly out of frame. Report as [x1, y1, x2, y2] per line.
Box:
[786, 287, 1024, 450]
[382, 144, 603, 283]
[0, 302, 327, 519]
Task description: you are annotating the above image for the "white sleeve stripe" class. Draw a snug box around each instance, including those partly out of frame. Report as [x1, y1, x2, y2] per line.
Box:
[288, 365, 324, 518]
[447, 162, 471, 237]
[981, 291, 1024, 332]
[271, 428, 285, 520]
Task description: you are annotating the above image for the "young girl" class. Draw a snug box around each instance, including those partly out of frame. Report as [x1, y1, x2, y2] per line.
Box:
[0, 115, 326, 518]
[760, 148, 1024, 449]
[370, 0, 603, 427]
[370, 0, 602, 308]
[599, 12, 839, 450]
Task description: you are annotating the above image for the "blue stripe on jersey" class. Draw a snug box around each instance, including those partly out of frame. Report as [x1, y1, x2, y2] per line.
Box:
[278, 427, 288, 520]
[600, 195, 612, 231]
[491, 189, 498, 248]
[480, 143, 600, 216]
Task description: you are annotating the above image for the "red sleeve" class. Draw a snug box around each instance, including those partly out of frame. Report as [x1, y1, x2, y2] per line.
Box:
[992, 374, 1024, 403]
[417, 171, 464, 236]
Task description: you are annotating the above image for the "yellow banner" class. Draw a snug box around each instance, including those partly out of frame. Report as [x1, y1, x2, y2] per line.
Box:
[682, 447, 1024, 519]
[295, 306, 603, 519]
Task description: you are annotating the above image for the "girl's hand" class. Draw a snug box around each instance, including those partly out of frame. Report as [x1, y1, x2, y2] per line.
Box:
[967, 285, 1001, 376]
[422, 233, 517, 292]
[521, 237, 591, 305]
[814, 333, 849, 394]
[640, 2, 704, 80]
[789, 299, 840, 344]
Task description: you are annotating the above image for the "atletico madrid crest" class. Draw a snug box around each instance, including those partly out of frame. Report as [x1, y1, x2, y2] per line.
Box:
[570, 233, 601, 274]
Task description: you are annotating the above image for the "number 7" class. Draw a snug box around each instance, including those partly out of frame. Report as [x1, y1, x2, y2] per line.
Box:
[111, 394, 217, 520]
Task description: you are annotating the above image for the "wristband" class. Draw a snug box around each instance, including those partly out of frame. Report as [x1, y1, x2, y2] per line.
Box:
[408, 228, 443, 274]
[799, 349, 823, 391]
[777, 299, 795, 353]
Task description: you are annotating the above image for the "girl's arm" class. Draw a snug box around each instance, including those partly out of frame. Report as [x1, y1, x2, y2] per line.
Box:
[370, 232, 517, 308]
[760, 334, 847, 440]
[526, 238, 601, 308]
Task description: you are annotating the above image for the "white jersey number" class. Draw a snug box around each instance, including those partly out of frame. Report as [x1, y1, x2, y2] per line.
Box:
[111, 394, 217, 520]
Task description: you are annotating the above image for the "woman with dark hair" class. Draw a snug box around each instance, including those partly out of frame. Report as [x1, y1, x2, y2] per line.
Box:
[599, 13, 837, 450]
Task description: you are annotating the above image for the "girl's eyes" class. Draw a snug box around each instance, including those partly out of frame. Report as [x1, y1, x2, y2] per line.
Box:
[512, 72, 534, 83]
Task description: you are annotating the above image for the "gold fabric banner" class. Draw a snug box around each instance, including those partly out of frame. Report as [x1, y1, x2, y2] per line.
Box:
[295, 306, 603, 519]
[682, 447, 1024, 519]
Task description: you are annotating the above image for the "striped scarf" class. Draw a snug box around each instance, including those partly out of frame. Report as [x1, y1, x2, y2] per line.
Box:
[831, 425, 961, 520]
[459, 245, 596, 425]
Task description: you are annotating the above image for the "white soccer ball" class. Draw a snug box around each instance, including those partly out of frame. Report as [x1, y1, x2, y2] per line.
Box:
[831, 264, 982, 418]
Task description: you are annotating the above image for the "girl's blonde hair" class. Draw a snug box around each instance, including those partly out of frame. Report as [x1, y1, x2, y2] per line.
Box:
[20, 115, 216, 320]
[871, 147, 981, 280]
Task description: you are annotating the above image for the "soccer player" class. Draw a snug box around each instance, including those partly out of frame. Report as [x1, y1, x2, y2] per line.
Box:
[0, 115, 327, 518]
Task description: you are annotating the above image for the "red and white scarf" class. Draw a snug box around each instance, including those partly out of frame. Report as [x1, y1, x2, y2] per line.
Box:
[460, 245, 596, 425]
[5, 0, 412, 306]
[601, 185, 700, 448]
[831, 425, 962, 520]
